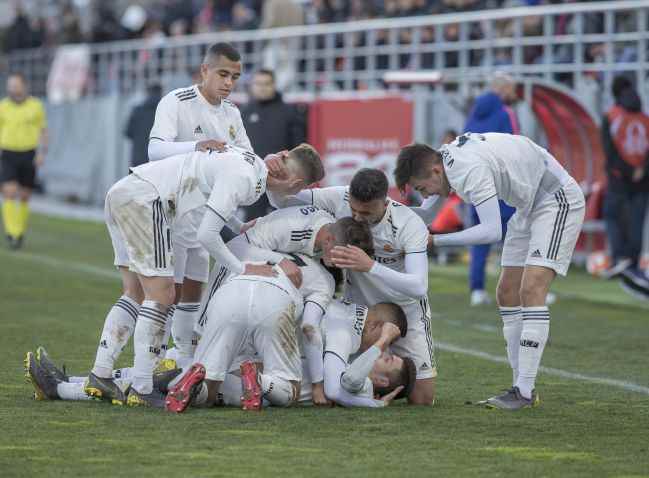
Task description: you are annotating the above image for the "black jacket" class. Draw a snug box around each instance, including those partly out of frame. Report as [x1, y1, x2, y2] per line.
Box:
[241, 94, 306, 158]
[125, 95, 161, 168]
[601, 88, 649, 193]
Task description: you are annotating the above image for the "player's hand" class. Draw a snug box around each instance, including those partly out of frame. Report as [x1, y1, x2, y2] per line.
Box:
[330, 245, 374, 272]
[311, 382, 333, 407]
[35, 152, 45, 168]
[632, 166, 645, 182]
[242, 263, 277, 278]
[278, 258, 303, 289]
[240, 218, 257, 233]
[378, 322, 402, 347]
[264, 151, 290, 179]
[196, 140, 226, 153]
[379, 385, 405, 406]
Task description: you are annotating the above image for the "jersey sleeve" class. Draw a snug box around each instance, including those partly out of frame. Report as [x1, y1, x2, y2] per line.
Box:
[400, 214, 430, 254]
[232, 107, 253, 152]
[323, 316, 353, 362]
[302, 265, 335, 314]
[311, 186, 347, 216]
[244, 210, 287, 252]
[205, 165, 254, 221]
[462, 164, 497, 206]
[149, 93, 178, 141]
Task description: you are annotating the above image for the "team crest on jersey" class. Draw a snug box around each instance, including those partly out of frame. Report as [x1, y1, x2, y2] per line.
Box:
[383, 244, 394, 252]
[229, 125, 236, 140]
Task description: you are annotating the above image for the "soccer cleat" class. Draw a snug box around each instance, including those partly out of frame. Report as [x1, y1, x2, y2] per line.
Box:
[165, 364, 206, 413]
[35, 346, 69, 382]
[154, 358, 177, 374]
[127, 388, 166, 408]
[84, 372, 128, 405]
[601, 258, 632, 280]
[153, 367, 183, 393]
[240, 361, 262, 411]
[470, 289, 492, 306]
[24, 351, 60, 400]
[481, 387, 540, 410]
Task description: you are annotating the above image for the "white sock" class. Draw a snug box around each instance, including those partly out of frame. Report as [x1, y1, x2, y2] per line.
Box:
[57, 381, 92, 401]
[172, 302, 200, 362]
[260, 374, 296, 407]
[192, 381, 209, 407]
[131, 300, 168, 394]
[515, 306, 550, 399]
[113, 367, 132, 381]
[91, 296, 139, 378]
[160, 305, 175, 359]
[499, 306, 523, 385]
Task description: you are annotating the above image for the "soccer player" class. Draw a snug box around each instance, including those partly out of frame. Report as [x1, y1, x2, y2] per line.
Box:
[394, 133, 586, 410]
[147, 42, 252, 379]
[197, 207, 375, 406]
[268, 167, 436, 405]
[0, 73, 48, 249]
[86, 143, 323, 407]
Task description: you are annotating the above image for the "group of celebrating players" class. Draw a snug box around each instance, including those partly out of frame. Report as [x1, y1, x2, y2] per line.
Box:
[24, 41, 585, 412]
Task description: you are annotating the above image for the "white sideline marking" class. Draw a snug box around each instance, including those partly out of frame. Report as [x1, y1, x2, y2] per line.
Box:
[437, 341, 649, 396]
[1, 250, 120, 281]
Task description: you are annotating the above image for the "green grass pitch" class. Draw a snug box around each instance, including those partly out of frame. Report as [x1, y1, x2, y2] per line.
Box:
[1, 214, 648, 477]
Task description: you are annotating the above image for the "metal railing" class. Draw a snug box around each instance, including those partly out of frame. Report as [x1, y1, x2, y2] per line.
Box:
[5, 0, 649, 106]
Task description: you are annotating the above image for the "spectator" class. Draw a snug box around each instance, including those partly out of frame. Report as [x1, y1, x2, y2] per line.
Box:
[240, 69, 306, 220]
[463, 72, 518, 306]
[601, 76, 649, 279]
[59, 1, 83, 45]
[4, 7, 35, 53]
[124, 83, 163, 169]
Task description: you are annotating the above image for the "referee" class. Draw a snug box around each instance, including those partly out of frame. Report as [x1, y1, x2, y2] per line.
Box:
[0, 73, 48, 250]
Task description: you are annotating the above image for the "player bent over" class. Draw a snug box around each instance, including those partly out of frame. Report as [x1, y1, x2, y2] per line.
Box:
[85, 144, 323, 407]
[395, 133, 585, 410]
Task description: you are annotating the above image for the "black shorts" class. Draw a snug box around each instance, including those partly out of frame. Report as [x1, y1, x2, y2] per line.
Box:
[0, 150, 36, 188]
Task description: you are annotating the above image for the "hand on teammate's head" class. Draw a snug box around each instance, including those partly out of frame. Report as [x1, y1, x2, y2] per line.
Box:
[264, 151, 290, 179]
[278, 258, 303, 289]
[379, 321, 402, 345]
[330, 245, 374, 272]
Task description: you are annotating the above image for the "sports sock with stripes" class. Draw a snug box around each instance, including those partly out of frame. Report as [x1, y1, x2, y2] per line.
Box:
[91, 295, 139, 378]
[160, 305, 175, 359]
[515, 306, 550, 399]
[499, 306, 523, 385]
[131, 300, 169, 394]
[172, 302, 200, 367]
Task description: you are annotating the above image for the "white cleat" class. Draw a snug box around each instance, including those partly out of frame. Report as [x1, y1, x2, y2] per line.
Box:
[470, 289, 492, 306]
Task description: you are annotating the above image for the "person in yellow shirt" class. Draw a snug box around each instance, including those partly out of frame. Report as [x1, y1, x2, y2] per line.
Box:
[0, 73, 48, 249]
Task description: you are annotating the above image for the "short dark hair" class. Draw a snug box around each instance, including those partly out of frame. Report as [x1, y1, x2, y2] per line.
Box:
[394, 143, 441, 193]
[331, 217, 374, 256]
[374, 356, 417, 400]
[350, 168, 388, 202]
[612, 75, 633, 100]
[372, 302, 407, 337]
[7, 72, 27, 84]
[255, 69, 275, 82]
[288, 143, 325, 185]
[205, 42, 241, 64]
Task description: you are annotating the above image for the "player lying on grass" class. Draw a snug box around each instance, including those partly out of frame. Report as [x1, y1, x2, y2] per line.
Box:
[265, 166, 436, 405]
[394, 133, 585, 410]
[196, 206, 374, 406]
[85, 143, 324, 407]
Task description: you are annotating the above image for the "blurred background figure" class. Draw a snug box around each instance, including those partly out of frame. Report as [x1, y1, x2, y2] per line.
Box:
[124, 83, 162, 169]
[0, 73, 48, 250]
[240, 68, 306, 221]
[463, 72, 518, 306]
[601, 76, 649, 282]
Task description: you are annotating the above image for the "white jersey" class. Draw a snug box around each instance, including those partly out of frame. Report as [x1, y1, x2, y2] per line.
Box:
[440, 133, 572, 217]
[245, 206, 335, 258]
[149, 85, 252, 151]
[309, 187, 429, 307]
[278, 252, 335, 315]
[131, 146, 267, 224]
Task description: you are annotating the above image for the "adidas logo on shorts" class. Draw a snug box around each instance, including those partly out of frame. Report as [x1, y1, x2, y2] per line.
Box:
[531, 249, 542, 258]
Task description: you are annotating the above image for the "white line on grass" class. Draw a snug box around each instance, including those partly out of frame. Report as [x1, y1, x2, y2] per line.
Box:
[437, 341, 649, 395]
[1, 250, 120, 281]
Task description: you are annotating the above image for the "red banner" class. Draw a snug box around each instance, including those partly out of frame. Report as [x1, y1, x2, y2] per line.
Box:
[308, 96, 413, 200]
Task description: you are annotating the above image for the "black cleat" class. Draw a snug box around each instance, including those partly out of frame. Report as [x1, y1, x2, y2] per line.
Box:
[35, 346, 69, 382]
[127, 388, 166, 408]
[84, 372, 128, 405]
[24, 351, 60, 400]
[153, 367, 183, 394]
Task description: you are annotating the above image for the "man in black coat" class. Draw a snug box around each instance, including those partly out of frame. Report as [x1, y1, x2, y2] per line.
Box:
[240, 69, 306, 220]
[124, 84, 162, 168]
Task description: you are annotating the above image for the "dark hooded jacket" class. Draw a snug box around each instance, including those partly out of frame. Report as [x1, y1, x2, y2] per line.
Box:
[464, 92, 514, 135]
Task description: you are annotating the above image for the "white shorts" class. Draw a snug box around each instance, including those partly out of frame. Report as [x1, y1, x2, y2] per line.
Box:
[390, 297, 437, 380]
[105, 175, 174, 278]
[173, 244, 209, 284]
[194, 277, 302, 383]
[501, 179, 585, 276]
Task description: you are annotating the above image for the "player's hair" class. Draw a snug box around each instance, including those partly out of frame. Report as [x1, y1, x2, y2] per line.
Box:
[204, 42, 241, 64]
[330, 217, 375, 256]
[374, 356, 417, 400]
[287, 143, 325, 185]
[349, 168, 388, 202]
[255, 68, 275, 82]
[7, 72, 27, 84]
[371, 302, 407, 337]
[394, 143, 442, 193]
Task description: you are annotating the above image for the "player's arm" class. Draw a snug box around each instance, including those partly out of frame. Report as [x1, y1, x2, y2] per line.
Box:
[433, 195, 502, 246]
[233, 108, 253, 152]
[147, 94, 198, 161]
[323, 353, 386, 408]
[410, 195, 441, 223]
[301, 301, 327, 404]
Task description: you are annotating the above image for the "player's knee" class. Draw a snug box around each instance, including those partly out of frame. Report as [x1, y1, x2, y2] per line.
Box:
[519, 279, 548, 307]
[180, 279, 203, 302]
[2, 182, 18, 198]
[408, 379, 435, 406]
[496, 281, 519, 306]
